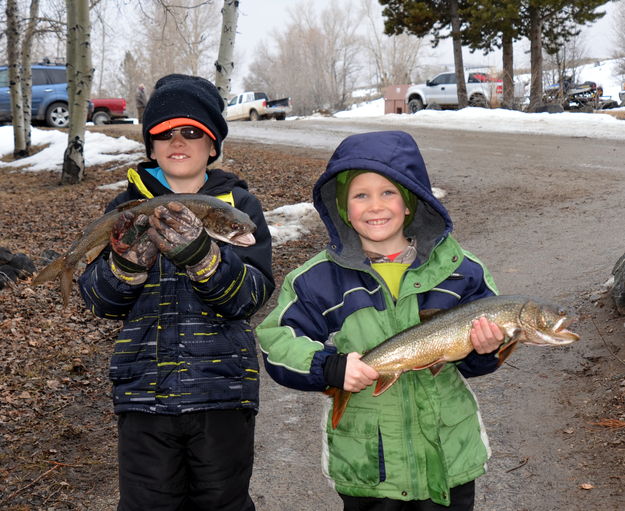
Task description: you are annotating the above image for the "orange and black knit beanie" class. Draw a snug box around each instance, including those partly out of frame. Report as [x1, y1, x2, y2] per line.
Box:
[142, 74, 228, 165]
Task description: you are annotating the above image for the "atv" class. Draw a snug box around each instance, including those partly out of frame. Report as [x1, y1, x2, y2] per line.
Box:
[543, 79, 602, 111]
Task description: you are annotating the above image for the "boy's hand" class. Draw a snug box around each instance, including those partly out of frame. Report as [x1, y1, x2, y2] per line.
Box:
[343, 352, 379, 392]
[148, 201, 213, 268]
[470, 316, 505, 354]
[109, 212, 158, 274]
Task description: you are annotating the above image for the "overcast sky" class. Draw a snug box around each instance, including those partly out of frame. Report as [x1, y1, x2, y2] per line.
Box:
[233, 0, 620, 91]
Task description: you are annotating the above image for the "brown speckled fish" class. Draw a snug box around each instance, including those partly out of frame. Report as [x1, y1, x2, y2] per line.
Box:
[32, 194, 256, 306]
[326, 295, 580, 429]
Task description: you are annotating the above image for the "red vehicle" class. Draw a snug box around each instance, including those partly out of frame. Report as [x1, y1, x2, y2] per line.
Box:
[89, 97, 128, 125]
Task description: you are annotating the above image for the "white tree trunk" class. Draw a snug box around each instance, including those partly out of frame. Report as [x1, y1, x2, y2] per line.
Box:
[62, 0, 92, 185]
[214, 0, 239, 106]
[6, 0, 27, 158]
[21, 0, 40, 152]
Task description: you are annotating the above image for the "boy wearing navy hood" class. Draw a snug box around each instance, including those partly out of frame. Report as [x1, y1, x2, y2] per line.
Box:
[256, 131, 503, 510]
[79, 74, 274, 511]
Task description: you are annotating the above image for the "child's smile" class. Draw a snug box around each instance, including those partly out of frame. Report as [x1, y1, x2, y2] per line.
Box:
[150, 126, 217, 192]
[346, 172, 410, 254]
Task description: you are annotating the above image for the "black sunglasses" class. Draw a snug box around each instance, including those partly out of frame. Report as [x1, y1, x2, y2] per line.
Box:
[151, 126, 206, 141]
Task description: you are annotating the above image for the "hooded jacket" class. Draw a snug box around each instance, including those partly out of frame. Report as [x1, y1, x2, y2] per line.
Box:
[255, 131, 498, 505]
[79, 163, 274, 415]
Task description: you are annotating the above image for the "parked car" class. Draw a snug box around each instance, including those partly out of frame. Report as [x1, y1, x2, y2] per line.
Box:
[0, 62, 73, 128]
[89, 98, 128, 125]
[405, 71, 518, 112]
[226, 91, 292, 121]
[619, 81, 625, 107]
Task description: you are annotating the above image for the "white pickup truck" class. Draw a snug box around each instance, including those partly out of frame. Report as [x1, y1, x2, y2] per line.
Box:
[405, 72, 506, 112]
[226, 91, 292, 121]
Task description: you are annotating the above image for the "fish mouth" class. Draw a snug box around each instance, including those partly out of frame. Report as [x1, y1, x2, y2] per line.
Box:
[533, 315, 580, 346]
[213, 232, 256, 247]
[552, 315, 580, 344]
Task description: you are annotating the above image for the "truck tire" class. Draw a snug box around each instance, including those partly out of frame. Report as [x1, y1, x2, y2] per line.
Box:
[92, 110, 111, 125]
[469, 94, 489, 108]
[46, 102, 70, 128]
[249, 109, 260, 121]
[408, 98, 424, 113]
[275, 113, 286, 120]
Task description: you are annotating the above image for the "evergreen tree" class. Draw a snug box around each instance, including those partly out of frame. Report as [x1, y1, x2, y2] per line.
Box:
[462, 0, 521, 108]
[521, 0, 608, 110]
[379, 0, 470, 107]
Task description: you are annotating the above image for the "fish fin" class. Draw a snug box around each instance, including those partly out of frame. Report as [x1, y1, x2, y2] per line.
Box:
[372, 373, 401, 397]
[419, 308, 443, 322]
[408, 357, 447, 374]
[116, 199, 147, 212]
[31, 257, 65, 285]
[497, 340, 519, 367]
[324, 387, 352, 429]
[60, 267, 74, 307]
[85, 242, 108, 264]
[429, 361, 447, 377]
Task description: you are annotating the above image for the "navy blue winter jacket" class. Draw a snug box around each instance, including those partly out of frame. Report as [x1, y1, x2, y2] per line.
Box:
[79, 163, 274, 415]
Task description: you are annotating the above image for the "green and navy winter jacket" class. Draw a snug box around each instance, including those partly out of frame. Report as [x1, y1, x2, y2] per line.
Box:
[255, 131, 498, 505]
[79, 163, 274, 415]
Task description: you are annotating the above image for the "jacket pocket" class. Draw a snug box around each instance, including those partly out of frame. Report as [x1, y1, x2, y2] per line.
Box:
[109, 358, 151, 383]
[327, 407, 382, 487]
[437, 380, 485, 478]
[434, 366, 478, 426]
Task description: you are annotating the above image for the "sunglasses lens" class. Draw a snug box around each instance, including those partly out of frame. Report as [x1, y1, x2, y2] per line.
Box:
[151, 130, 173, 141]
[151, 127, 205, 141]
[180, 127, 204, 139]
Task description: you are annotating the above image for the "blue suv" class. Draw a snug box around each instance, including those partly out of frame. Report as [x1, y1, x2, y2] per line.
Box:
[0, 62, 73, 128]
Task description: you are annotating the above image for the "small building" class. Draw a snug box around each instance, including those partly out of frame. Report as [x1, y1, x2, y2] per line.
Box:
[382, 84, 410, 114]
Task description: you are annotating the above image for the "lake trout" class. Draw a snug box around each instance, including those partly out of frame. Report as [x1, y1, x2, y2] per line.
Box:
[32, 194, 257, 306]
[326, 295, 580, 429]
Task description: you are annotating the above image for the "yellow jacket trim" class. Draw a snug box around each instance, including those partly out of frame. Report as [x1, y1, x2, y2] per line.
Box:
[127, 168, 154, 199]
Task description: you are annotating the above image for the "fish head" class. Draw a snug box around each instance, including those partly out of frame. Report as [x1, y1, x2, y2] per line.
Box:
[199, 207, 257, 247]
[517, 299, 580, 346]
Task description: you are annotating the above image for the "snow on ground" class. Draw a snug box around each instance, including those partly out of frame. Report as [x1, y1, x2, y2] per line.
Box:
[0, 128, 142, 172]
[575, 58, 623, 102]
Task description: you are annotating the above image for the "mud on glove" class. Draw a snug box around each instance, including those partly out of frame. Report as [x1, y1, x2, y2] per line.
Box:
[148, 201, 220, 281]
[109, 212, 158, 284]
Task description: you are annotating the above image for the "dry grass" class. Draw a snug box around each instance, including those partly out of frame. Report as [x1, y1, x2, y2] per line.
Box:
[594, 109, 625, 120]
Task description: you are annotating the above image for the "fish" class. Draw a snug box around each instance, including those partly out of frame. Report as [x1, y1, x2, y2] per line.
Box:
[326, 295, 580, 429]
[32, 194, 257, 306]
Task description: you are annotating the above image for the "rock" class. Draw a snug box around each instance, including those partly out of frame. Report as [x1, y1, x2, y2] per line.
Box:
[0, 249, 37, 291]
[10, 253, 36, 275]
[41, 249, 62, 265]
[0, 246, 13, 265]
[0, 264, 20, 287]
[611, 252, 625, 314]
[534, 104, 565, 114]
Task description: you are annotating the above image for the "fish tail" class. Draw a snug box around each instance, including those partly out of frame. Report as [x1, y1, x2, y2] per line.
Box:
[60, 267, 74, 307]
[324, 387, 352, 429]
[32, 257, 65, 285]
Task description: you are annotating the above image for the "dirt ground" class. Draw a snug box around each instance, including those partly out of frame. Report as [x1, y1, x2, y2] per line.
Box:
[1, 122, 624, 510]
